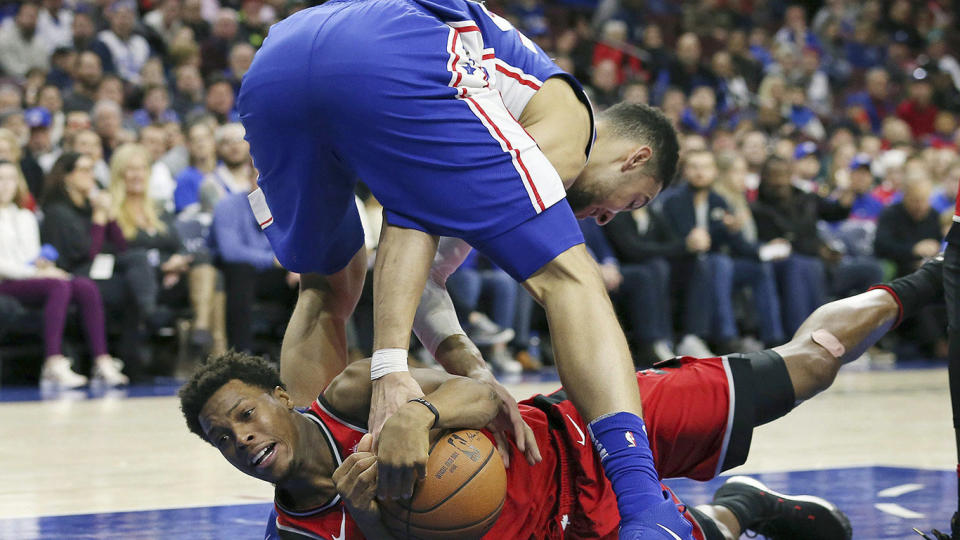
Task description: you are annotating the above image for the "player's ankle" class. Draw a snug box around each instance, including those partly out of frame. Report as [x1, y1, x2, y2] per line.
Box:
[588, 412, 665, 516]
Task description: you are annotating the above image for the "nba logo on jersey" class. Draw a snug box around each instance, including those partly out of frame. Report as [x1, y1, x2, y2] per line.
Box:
[625, 432, 637, 448]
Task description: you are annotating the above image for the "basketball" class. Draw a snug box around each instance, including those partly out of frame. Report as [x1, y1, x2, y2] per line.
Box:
[379, 429, 506, 540]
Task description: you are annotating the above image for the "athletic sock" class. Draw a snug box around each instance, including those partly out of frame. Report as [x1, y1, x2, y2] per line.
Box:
[868, 253, 943, 327]
[711, 490, 768, 532]
[587, 412, 666, 520]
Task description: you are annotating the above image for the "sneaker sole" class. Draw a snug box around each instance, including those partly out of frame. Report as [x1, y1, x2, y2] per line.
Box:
[716, 476, 853, 540]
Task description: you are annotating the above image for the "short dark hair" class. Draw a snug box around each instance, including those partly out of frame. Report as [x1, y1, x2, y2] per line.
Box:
[179, 351, 284, 443]
[600, 102, 680, 189]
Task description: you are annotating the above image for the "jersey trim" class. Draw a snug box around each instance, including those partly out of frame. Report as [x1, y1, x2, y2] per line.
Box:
[315, 394, 369, 433]
[714, 357, 737, 479]
[275, 520, 330, 540]
[274, 410, 344, 517]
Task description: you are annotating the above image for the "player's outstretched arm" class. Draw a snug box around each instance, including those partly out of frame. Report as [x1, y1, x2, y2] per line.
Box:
[368, 224, 438, 441]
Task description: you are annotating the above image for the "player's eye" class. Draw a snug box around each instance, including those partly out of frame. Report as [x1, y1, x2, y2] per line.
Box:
[243, 408, 254, 418]
[217, 434, 229, 447]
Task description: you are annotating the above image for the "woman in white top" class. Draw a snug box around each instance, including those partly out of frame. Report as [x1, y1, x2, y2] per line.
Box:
[0, 160, 127, 388]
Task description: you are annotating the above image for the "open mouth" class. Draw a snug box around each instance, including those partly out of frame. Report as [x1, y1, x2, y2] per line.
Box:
[250, 442, 277, 468]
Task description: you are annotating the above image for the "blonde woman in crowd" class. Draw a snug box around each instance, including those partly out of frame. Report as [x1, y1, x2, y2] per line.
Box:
[0, 159, 128, 387]
[109, 143, 225, 354]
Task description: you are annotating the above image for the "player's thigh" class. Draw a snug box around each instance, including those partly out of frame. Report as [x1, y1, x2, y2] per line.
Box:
[521, 243, 603, 306]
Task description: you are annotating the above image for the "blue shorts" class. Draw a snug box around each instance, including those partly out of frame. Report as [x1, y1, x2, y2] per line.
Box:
[238, 0, 585, 280]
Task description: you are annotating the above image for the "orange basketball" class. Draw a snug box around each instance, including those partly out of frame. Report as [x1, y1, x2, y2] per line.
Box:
[380, 429, 506, 540]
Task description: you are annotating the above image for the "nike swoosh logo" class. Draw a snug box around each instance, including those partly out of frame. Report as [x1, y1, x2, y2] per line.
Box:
[566, 414, 586, 446]
[332, 509, 346, 540]
[658, 524, 683, 540]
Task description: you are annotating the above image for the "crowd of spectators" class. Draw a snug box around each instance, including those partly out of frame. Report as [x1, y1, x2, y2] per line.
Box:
[0, 0, 958, 387]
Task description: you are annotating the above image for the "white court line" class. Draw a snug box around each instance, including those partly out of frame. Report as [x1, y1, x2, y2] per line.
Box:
[878, 483, 925, 498]
[875, 503, 925, 519]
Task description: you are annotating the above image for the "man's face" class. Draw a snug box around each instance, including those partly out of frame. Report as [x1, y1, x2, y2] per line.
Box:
[74, 130, 102, 161]
[569, 154, 662, 225]
[903, 184, 932, 221]
[73, 13, 94, 40]
[866, 71, 889, 99]
[110, 6, 136, 38]
[849, 167, 874, 194]
[206, 82, 235, 114]
[16, 4, 38, 34]
[684, 152, 716, 190]
[218, 125, 250, 167]
[188, 124, 215, 160]
[140, 127, 167, 160]
[199, 380, 299, 483]
[76, 52, 103, 88]
[741, 132, 768, 166]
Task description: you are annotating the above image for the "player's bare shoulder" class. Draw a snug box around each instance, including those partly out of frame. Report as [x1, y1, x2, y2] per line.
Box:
[519, 77, 592, 182]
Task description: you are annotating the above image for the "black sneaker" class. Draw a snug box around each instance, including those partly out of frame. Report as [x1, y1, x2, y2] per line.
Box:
[713, 476, 852, 540]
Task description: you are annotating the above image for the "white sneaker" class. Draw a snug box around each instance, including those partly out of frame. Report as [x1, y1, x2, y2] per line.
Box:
[41, 357, 88, 389]
[91, 358, 130, 387]
[652, 340, 676, 362]
[676, 335, 714, 358]
[489, 350, 523, 375]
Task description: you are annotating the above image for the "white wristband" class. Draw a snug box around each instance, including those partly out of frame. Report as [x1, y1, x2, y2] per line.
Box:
[370, 348, 409, 380]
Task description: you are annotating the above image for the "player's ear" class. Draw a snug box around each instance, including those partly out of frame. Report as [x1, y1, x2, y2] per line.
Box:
[272, 386, 294, 410]
[621, 145, 652, 172]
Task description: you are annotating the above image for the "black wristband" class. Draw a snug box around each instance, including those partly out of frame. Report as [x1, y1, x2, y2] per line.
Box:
[408, 398, 440, 429]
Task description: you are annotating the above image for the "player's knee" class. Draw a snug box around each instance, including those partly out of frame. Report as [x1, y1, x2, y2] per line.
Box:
[525, 245, 605, 304]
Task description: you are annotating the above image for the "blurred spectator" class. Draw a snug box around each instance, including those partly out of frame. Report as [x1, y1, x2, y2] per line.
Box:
[225, 42, 255, 94]
[143, 0, 183, 48]
[98, 0, 153, 85]
[679, 85, 724, 136]
[132, 84, 179, 127]
[661, 149, 783, 351]
[204, 76, 238, 123]
[875, 176, 943, 276]
[201, 8, 239, 78]
[37, 0, 73, 51]
[193, 122, 252, 211]
[69, 11, 114, 74]
[591, 20, 642, 86]
[181, 0, 211, 43]
[211, 189, 297, 353]
[23, 107, 59, 177]
[236, 0, 270, 48]
[874, 175, 947, 356]
[46, 47, 75, 90]
[63, 51, 103, 113]
[604, 205, 702, 365]
[791, 142, 823, 194]
[738, 130, 769, 200]
[655, 32, 716, 98]
[67, 128, 111, 188]
[0, 2, 49, 79]
[751, 156, 853, 334]
[710, 51, 749, 113]
[774, 5, 821, 55]
[587, 59, 620, 110]
[446, 251, 522, 374]
[0, 159, 128, 387]
[109, 143, 224, 355]
[40, 152, 157, 373]
[139, 124, 175, 210]
[36, 84, 64, 146]
[845, 68, 895, 134]
[173, 120, 217, 214]
[726, 29, 763, 90]
[897, 71, 939, 139]
[172, 64, 206, 119]
[91, 99, 127, 160]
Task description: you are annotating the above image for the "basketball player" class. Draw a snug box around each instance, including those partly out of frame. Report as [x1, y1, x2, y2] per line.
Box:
[238, 0, 680, 533]
[180, 256, 945, 539]
[934, 181, 960, 540]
